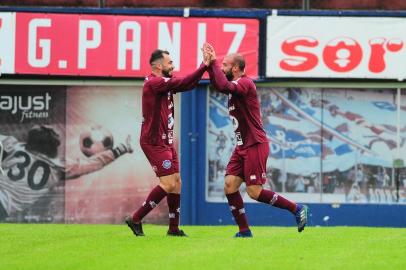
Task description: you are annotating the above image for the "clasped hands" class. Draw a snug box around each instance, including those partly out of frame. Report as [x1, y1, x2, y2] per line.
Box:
[202, 42, 216, 66]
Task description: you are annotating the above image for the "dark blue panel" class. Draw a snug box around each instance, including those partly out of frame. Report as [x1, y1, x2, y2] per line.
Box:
[190, 9, 268, 18]
[196, 202, 406, 227]
[180, 86, 207, 225]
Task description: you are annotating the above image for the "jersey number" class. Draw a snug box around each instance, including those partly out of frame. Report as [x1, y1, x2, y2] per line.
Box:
[7, 151, 51, 190]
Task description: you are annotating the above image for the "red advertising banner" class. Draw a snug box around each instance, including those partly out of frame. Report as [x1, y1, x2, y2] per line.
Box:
[14, 13, 259, 78]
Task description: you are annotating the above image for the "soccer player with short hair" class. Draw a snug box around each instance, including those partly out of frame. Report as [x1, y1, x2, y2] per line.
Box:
[0, 125, 133, 221]
[125, 49, 210, 237]
[204, 44, 308, 237]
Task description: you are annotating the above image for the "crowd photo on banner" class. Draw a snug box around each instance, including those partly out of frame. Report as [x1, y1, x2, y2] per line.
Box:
[208, 87, 406, 204]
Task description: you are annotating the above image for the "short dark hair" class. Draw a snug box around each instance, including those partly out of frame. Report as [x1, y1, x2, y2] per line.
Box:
[26, 125, 61, 158]
[233, 54, 246, 71]
[149, 49, 170, 65]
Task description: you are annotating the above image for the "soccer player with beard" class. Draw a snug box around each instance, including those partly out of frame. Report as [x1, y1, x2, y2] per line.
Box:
[125, 49, 210, 237]
[204, 44, 308, 237]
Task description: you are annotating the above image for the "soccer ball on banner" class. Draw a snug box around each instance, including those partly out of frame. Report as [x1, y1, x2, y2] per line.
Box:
[79, 125, 114, 157]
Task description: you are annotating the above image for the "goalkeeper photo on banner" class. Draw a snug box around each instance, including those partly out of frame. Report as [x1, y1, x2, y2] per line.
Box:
[0, 85, 138, 223]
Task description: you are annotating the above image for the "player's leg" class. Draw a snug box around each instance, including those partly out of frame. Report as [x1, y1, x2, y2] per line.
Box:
[126, 145, 173, 236]
[224, 149, 252, 237]
[224, 175, 252, 237]
[244, 142, 308, 232]
[165, 148, 186, 236]
[166, 173, 186, 236]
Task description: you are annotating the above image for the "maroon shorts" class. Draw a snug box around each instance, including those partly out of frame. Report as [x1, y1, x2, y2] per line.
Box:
[226, 142, 269, 186]
[141, 144, 179, 177]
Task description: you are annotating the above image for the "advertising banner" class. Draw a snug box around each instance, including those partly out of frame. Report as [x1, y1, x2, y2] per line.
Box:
[0, 85, 173, 224]
[64, 86, 171, 224]
[0, 85, 66, 222]
[0, 12, 259, 78]
[266, 16, 406, 79]
[207, 87, 406, 204]
[0, 12, 15, 74]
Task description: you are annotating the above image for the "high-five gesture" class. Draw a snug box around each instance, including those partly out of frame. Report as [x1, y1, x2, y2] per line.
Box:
[203, 42, 216, 65]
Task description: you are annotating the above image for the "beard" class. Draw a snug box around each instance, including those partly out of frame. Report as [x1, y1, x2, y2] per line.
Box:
[224, 70, 233, 81]
[162, 68, 173, 78]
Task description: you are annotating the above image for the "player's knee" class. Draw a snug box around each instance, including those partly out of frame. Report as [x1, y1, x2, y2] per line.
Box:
[247, 190, 258, 200]
[175, 178, 182, 192]
[224, 178, 236, 193]
[175, 174, 181, 184]
[246, 187, 261, 200]
[167, 181, 176, 193]
[160, 180, 176, 193]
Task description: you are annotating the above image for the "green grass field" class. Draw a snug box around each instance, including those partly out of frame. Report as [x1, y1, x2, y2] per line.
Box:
[1, 224, 405, 270]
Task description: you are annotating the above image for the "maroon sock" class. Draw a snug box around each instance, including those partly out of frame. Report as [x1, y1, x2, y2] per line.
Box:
[257, 189, 297, 214]
[133, 185, 167, 223]
[226, 191, 250, 232]
[167, 193, 180, 232]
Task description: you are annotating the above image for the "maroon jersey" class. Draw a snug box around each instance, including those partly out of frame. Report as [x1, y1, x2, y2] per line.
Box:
[140, 63, 207, 146]
[208, 60, 267, 149]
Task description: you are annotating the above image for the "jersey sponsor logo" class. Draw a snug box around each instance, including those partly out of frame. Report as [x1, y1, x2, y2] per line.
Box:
[250, 175, 256, 180]
[162, 159, 172, 169]
[235, 132, 243, 145]
[168, 113, 174, 129]
[230, 115, 239, 131]
[168, 130, 173, 144]
[0, 92, 51, 123]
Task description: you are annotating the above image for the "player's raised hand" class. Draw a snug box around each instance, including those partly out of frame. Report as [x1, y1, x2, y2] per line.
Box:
[202, 42, 216, 66]
[204, 42, 216, 62]
[202, 45, 212, 66]
[202, 48, 211, 66]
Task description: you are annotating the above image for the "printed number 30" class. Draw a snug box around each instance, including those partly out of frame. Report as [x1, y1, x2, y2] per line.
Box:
[8, 151, 50, 190]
